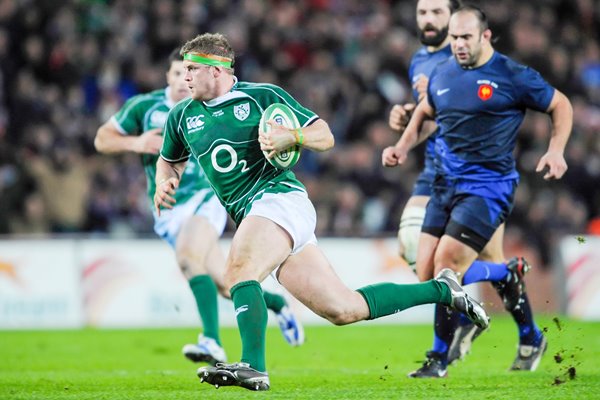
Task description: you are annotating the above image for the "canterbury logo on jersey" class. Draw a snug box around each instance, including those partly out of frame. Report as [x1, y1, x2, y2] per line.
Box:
[186, 115, 205, 132]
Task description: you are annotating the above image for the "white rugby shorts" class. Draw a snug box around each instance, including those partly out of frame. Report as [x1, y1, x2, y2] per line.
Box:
[246, 191, 318, 254]
[154, 189, 227, 248]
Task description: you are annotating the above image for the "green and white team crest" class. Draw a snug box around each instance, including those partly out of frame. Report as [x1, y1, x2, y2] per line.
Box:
[233, 103, 250, 121]
[150, 110, 168, 128]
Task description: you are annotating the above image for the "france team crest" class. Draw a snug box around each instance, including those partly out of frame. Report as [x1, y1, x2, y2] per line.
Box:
[233, 103, 250, 121]
[478, 84, 493, 101]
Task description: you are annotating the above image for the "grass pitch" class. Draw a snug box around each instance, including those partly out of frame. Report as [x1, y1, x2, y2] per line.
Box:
[1, 316, 598, 399]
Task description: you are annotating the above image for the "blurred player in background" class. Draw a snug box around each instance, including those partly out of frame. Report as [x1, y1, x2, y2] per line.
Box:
[383, 4, 573, 375]
[94, 49, 305, 366]
[154, 32, 489, 391]
[388, 0, 542, 378]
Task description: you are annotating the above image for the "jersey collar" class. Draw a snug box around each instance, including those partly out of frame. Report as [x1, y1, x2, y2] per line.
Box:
[203, 76, 248, 107]
[165, 86, 175, 109]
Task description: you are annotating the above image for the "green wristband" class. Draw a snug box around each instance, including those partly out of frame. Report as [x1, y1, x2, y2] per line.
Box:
[294, 128, 304, 146]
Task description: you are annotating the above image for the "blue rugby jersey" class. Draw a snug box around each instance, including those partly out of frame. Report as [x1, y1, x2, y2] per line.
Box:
[427, 51, 555, 181]
[408, 45, 453, 173]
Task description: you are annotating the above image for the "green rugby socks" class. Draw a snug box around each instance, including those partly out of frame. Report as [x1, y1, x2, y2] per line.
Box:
[357, 280, 451, 319]
[262, 290, 286, 313]
[231, 280, 268, 372]
[189, 274, 221, 344]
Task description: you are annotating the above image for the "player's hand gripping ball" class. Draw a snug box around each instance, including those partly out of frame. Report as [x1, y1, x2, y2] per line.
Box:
[259, 103, 302, 170]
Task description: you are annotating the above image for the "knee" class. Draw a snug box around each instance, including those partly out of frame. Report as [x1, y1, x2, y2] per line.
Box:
[320, 305, 360, 326]
[216, 283, 231, 299]
[478, 248, 504, 263]
[223, 264, 241, 290]
[222, 256, 251, 289]
[324, 311, 355, 326]
[416, 266, 431, 282]
[176, 244, 204, 274]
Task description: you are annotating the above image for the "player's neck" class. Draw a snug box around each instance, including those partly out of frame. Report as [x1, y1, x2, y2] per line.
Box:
[216, 75, 236, 97]
[472, 46, 494, 68]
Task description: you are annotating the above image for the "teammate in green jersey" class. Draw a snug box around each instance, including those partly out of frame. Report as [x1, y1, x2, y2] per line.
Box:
[94, 49, 305, 366]
[154, 33, 489, 391]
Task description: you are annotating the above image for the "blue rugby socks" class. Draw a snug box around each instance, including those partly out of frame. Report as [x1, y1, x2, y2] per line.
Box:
[462, 260, 509, 284]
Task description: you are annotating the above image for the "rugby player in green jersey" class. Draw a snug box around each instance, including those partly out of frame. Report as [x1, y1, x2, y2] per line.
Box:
[154, 33, 489, 391]
[94, 49, 305, 366]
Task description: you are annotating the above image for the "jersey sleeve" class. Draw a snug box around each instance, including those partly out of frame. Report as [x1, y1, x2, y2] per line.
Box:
[408, 54, 419, 102]
[160, 107, 190, 163]
[426, 66, 439, 111]
[111, 95, 146, 135]
[514, 67, 555, 112]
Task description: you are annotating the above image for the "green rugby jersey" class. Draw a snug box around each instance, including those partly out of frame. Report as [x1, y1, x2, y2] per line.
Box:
[161, 81, 318, 225]
[111, 87, 213, 209]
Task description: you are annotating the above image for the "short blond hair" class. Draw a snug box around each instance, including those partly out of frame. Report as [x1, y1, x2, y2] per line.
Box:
[180, 33, 235, 71]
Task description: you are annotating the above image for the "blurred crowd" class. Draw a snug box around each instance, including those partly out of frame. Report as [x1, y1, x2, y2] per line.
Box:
[0, 0, 599, 266]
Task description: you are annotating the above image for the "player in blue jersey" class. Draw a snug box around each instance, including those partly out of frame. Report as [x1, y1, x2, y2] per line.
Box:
[94, 49, 305, 365]
[383, 5, 573, 375]
[390, 0, 456, 269]
[388, 0, 544, 378]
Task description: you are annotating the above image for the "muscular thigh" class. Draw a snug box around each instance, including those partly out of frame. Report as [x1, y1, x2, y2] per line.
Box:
[478, 223, 505, 262]
[227, 216, 293, 284]
[277, 243, 369, 321]
[434, 234, 479, 275]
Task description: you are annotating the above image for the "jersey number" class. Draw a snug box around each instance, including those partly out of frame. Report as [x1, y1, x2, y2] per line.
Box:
[211, 144, 249, 173]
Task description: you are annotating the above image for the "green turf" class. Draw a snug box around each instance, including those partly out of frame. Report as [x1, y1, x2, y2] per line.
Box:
[1, 316, 598, 399]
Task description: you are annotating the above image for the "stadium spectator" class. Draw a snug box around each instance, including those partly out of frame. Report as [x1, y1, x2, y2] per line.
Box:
[0, 0, 597, 272]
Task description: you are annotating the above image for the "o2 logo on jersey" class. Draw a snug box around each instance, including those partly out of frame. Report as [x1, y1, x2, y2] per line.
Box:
[210, 144, 249, 173]
[477, 84, 493, 101]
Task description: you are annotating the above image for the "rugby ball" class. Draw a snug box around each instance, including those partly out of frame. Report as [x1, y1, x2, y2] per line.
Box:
[259, 103, 302, 170]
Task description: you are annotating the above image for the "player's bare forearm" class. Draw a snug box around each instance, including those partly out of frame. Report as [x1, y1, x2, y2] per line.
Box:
[259, 118, 333, 159]
[296, 119, 334, 152]
[94, 122, 163, 155]
[396, 100, 435, 150]
[546, 90, 573, 155]
[154, 157, 186, 215]
[536, 90, 573, 180]
[389, 103, 416, 133]
[382, 100, 435, 167]
[95, 122, 136, 154]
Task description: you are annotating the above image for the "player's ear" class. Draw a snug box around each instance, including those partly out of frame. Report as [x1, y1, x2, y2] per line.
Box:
[482, 29, 492, 42]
